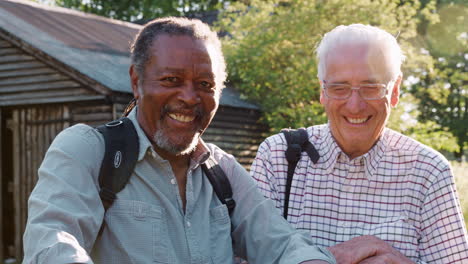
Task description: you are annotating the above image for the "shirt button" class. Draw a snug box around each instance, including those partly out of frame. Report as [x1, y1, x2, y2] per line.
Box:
[186, 221, 191, 227]
[170, 179, 176, 185]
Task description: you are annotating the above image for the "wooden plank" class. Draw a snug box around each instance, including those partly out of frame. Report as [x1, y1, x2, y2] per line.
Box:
[202, 134, 263, 145]
[63, 105, 70, 129]
[19, 109, 26, 261]
[71, 104, 112, 114]
[0, 80, 80, 93]
[113, 102, 128, 118]
[72, 112, 113, 123]
[0, 95, 106, 107]
[0, 107, 3, 263]
[36, 108, 45, 184]
[0, 47, 20, 56]
[27, 108, 34, 198]
[12, 110, 21, 261]
[0, 54, 34, 63]
[0, 88, 94, 100]
[0, 73, 68, 86]
[208, 121, 266, 131]
[0, 61, 44, 71]
[0, 67, 55, 78]
[31, 108, 39, 188]
[0, 40, 12, 48]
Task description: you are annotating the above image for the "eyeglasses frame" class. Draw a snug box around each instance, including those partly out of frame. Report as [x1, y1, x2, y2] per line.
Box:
[321, 80, 395, 101]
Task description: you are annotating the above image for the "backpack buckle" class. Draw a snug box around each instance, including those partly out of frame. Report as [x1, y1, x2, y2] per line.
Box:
[105, 120, 124, 128]
[224, 198, 236, 212]
[285, 144, 302, 163]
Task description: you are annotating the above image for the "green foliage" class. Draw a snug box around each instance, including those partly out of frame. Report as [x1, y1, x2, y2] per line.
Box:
[410, 2, 467, 158]
[54, 0, 228, 21]
[387, 92, 460, 153]
[218, 0, 436, 132]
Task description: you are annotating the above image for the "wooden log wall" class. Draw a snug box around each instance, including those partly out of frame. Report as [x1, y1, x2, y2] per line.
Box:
[205, 106, 268, 169]
[9, 105, 70, 261]
[0, 37, 103, 107]
[69, 103, 114, 127]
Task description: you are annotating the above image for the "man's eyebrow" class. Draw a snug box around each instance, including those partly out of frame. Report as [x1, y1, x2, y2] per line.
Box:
[198, 72, 215, 79]
[361, 79, 380, 83]
[157, 67, 186, 74]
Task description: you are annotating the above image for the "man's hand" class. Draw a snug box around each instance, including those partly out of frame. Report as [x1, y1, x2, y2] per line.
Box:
[327, 235, 415, 264]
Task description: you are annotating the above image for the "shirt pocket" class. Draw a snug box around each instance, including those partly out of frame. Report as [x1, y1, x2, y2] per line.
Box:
[209, 204, 233, 263]
[105, 199, 172, 264]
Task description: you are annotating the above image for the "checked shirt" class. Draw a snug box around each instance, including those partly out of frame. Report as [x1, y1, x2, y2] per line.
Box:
[251, 124, 468, 264]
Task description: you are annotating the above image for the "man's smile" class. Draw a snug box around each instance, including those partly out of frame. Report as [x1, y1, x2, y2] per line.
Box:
[345, 116, 371, 124]
[168, 112, 196, 123]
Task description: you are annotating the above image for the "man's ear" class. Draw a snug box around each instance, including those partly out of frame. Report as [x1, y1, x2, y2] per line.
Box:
[319, 80, 325, 104]
[390, 75, 402, 107]
[129, 65, 141, 100]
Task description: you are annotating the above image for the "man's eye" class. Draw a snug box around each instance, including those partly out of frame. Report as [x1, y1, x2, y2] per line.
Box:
[330, 86, 348, 92]
[162, 77, 179, 82]
[199, 81, 214, 89]
[361, 85, 381, 90]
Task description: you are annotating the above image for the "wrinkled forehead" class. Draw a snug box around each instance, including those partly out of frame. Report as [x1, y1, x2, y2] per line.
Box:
[325, 41, 397, 82]
[151, 35, 224, 79]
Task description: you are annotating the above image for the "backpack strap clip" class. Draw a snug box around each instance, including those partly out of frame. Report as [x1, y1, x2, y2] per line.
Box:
[281, 128, 319, 219]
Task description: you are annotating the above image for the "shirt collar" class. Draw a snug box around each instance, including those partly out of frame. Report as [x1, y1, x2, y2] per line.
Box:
[322, 123, 387, 179]
[362, 128, 388, 179]
[127, 106, 211, 165]
[319, 124, 342, 174]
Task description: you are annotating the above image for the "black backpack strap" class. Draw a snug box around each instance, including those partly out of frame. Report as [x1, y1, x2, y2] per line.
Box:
[96, 117, 139, 211]
[281, 128, 319, 219]
[202, 156, 236, 215]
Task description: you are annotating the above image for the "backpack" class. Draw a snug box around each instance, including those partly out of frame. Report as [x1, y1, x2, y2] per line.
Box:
[281, 128, 319, 219]
[95, 117, 236, 215]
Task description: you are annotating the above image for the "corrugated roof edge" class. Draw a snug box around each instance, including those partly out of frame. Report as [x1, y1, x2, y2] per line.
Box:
[5, 0, 142, 30]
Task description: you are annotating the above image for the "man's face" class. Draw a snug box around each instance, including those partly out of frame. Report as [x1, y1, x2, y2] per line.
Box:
[131, 35, 221, 156]
[320, 43, 400, 159]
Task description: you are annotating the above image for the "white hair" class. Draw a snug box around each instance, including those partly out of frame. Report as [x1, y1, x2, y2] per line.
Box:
[316, 24, 405, 82]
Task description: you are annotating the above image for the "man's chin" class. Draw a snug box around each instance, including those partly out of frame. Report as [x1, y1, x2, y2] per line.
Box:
[153, 130, 200, 156]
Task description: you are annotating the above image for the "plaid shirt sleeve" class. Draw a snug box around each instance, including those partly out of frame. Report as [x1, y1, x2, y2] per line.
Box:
[250, 135, 283, 212]
[418, 159, 468, 263]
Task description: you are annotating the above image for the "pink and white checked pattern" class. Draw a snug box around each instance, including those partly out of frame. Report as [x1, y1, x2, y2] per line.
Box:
[251, 124, 468, 263]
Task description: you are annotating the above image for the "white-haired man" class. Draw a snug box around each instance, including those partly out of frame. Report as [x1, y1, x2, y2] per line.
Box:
[251, 24, 468, 263]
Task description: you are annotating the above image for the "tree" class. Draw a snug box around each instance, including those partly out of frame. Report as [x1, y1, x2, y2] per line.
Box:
[53, 0, 232, 21]
[218, 0, 437, 132]
[398, 1, 467, 158]
[413, 2, 467, 158]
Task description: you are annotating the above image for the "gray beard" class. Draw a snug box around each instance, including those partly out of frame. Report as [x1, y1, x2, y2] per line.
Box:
[153, 129, 200, 156]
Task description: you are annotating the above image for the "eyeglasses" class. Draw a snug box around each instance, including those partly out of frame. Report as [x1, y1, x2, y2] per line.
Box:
[322, 80, 393, 100]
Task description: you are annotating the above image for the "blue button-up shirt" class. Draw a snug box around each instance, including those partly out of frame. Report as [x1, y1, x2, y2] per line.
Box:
[23, 108, 335, 264]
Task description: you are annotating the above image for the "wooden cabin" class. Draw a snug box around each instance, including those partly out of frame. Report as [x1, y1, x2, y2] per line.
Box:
[0, 0, 267, 261]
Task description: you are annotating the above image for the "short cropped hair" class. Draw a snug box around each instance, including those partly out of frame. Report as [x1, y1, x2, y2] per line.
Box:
[130, 17, 227, 88]
[316, 24, 405, 82]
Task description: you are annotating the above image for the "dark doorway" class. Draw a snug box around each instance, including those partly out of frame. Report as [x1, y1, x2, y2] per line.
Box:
[1, 108, 15, 262]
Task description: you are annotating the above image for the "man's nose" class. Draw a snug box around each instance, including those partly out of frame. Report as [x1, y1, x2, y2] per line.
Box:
[346, 89, 366, 113]
[178, 82, 201, 106]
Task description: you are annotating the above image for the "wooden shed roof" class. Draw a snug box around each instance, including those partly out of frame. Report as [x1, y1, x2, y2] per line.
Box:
[0, 0, 258, 109]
